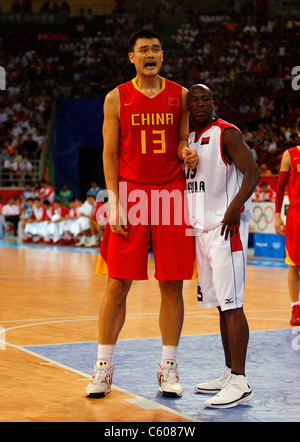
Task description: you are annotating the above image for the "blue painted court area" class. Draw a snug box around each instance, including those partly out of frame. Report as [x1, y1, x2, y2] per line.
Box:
[25, 329, 300, 422]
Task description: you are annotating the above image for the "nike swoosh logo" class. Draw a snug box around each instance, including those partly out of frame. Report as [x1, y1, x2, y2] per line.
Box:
[124, 102, 133, 106]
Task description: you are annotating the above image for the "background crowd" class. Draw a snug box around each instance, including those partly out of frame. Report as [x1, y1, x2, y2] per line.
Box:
[0, 0, 299, 240]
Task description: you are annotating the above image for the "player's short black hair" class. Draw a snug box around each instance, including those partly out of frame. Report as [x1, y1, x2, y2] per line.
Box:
[129, 30, 163, 52]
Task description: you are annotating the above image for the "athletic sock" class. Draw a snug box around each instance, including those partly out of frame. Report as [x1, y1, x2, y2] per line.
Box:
[97, 344, 115, 365]
[161, 345, 178, 364]
[291, 301, 299, 307]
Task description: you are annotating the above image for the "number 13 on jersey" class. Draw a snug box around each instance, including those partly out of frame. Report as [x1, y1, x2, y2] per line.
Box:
[140, 129, 166, 154]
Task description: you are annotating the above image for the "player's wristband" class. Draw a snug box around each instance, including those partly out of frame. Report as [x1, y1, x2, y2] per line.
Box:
[275, 171, 289, 213]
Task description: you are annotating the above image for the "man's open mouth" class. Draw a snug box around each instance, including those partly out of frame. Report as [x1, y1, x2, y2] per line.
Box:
[144, 61, 156, 68]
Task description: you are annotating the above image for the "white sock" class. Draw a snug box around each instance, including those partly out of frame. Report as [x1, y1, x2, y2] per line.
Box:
[161, 345, 178, 364]
[291, 301, 299, 307]
[97, 344, 115, 365]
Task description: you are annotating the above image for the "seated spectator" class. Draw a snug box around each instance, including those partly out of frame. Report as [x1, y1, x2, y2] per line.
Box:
[254, 182, 276, 202]
[87, 181, 101, 198]
[63, 198, 80, 244]
[21, 183, 35, 201]
[58, 183, 72, 207]
[74, 194, 97, 246]
[38, 179, 55, 203]
[259, 163, 272, 175]
[3, 154, 18, 186]
[1, 197, 20, 236]
[21, 134, 39, 159]
[263, 139, 277, 156]
[46, 199, 69, 245]
[23, 197, 49, 243]
[32, 128, 46, 152]
[18, 197, 34, 239]
[19, 155, 33, 183]
[41, 199, 54, 243]
[32, 181, 40, 198]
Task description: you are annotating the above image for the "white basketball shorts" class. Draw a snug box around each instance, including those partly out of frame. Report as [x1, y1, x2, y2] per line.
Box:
[195, 220, 249, 311]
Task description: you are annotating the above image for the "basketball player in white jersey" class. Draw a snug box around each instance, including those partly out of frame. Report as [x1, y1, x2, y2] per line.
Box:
[184, 84, 260, 408]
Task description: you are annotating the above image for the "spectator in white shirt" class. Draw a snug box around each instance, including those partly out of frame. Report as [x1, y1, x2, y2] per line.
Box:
[2, 197, 20, 236]
[75, 194, 96, 246]
[19, 155, 33, 182]
[3, 155, 18, 185]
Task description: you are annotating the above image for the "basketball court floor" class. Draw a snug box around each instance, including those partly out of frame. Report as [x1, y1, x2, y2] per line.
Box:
[1, 239, 299, 422]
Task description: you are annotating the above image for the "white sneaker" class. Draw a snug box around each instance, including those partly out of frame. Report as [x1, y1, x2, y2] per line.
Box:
[85, 236, 99, 247]
[157, 360, 182, 397]
[195, 366, 231, 394]
[204, 373, 253, 408]
[85, 360, 114, 398]
[75, 235, 86, 247]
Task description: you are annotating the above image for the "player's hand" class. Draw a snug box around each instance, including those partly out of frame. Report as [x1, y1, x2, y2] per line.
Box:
[108, 203, 128, 237]
[221, 204, 241, 240]
[182, 147, 198, 169]
[274, 213, 285, 236]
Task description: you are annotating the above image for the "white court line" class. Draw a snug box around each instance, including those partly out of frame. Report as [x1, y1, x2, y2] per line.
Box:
[0, 308, 289, 327]
[0, 311, 210, 325]
[0, 274, 92, 278]
[0, 337, 201, 423]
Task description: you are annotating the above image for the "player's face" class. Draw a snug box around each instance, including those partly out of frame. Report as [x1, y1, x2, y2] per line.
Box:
[187, 87, 214, 123]
[128, 38, 164, 77]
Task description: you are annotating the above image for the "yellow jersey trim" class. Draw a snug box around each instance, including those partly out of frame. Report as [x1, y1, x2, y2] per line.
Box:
[285, 248, 296, 266]
[132, 77, 166, 95]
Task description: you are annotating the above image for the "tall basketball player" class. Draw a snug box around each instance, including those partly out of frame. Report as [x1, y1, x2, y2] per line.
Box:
[185, 84, 260, 408]
[85, 30, 197, 399]
[274, 119, 300, 326]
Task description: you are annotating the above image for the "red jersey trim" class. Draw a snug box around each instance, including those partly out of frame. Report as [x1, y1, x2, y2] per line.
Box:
[193, 119, 216, 143]
[219, 120, 241, 166]
[230, 230, 243, 252]
[192, 118, 241, 166]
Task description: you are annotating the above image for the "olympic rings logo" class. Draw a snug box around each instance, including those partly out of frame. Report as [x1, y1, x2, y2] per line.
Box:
[252, 205, 275, 232]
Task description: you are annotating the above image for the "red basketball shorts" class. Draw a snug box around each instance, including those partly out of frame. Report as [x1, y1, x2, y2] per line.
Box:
[285, 205, 300, 266]
[95, 179, 195, 280]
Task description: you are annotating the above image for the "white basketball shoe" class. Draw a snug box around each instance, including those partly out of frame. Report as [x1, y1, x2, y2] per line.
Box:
[157, 360, 182, 397]
[85, 360, 114, 398]
[204, 373, 253, 408]
[195, 366, 231, 394]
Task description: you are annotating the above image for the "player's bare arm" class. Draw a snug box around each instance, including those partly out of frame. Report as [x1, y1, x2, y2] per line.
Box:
[221, 128, 260, 240]
[102, 88, 128, 236]
[177, 88, 197, 169]
[274, 150, 291, 236]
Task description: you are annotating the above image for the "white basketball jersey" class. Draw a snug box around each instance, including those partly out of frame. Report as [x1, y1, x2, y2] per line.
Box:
[185, 118, 253, 231]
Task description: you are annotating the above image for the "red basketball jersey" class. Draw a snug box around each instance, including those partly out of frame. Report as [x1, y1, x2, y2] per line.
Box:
[287, 146, 300, 206]
[118, 78, 184, 184]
